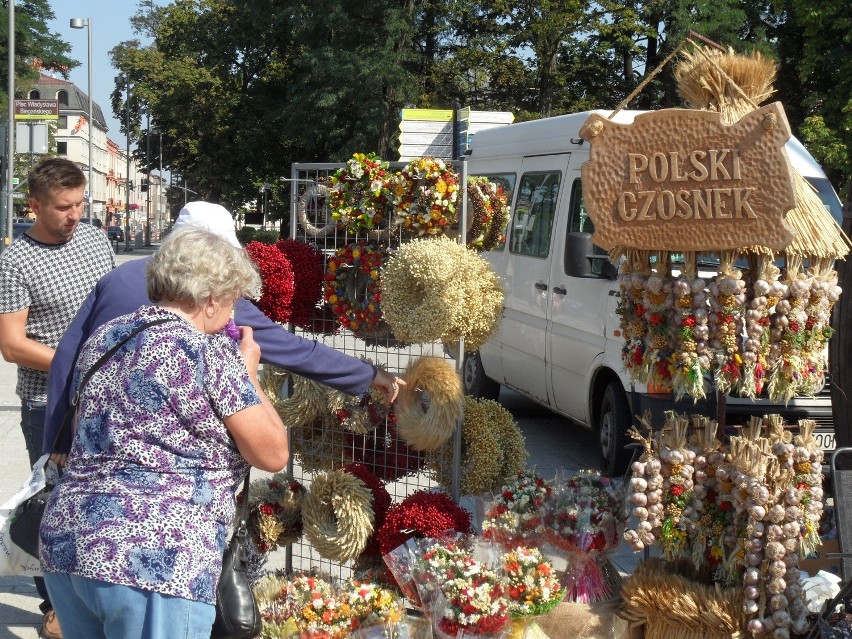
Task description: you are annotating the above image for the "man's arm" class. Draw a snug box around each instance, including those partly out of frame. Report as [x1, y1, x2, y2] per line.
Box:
[0, 309, 54, 371]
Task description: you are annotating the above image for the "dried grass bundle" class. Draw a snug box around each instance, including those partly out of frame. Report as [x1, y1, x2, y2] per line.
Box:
[675, 46, 850, 259]
[395, 357, 463, 451]
[619, 558, 744, 639]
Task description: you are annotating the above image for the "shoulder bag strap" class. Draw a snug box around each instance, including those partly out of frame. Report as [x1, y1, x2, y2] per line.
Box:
[51, 317, 175, 452]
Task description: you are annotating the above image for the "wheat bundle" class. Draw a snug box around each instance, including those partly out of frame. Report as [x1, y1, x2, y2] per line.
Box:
[619, 559, 744, 639]
[675, 46, 850, 259]
[302, 468, 374, 562]
[395, 357, 463, 451]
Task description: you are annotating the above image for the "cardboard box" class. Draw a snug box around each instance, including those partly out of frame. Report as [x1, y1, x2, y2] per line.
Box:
[799, 538, 842, 578]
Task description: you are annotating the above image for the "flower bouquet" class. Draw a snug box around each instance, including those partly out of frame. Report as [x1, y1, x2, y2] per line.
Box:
[540, 470, 625, 603]
[482, 471, 552, 550]
[382, 538, 424, 608]
[430, 553, 511, 639]
[410, 535, 473, 614]
[501, 546, 565, 639]
[254, 572, 335, 638]
[346, 579, 410, 639]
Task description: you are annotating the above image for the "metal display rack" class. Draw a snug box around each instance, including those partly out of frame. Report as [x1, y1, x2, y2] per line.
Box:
[276, 159, 469, 581]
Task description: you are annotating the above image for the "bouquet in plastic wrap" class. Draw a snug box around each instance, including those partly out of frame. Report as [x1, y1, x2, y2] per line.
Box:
[254, 572, 336, 638]
[481, 471, 553, 549]
[345, 579, 410, 639]
[382, 538, 424, 609]
[540, 470, 625, 603]
[410, 535, 473, 614]
[501, 546, 566, 638]
[430, 552, 511, 639]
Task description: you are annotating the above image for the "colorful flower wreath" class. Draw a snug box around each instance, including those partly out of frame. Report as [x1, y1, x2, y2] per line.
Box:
[329, 152, 393, 233]
[243, 472, 306, 553]
[245, 240, 295, 324]
[275, 238, 325, 329]
[376, 490, 472, 558]
[391, 156, 460, 236]
[323, 241, 387, 337]
[302, 468, 376, 563]
[464, 176, 509, 251]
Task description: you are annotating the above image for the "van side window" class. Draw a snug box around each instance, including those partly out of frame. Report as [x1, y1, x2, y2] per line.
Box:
[566, 179, 607, 276]
[568, 179, 593, 234]
[510, 171, 561, 258]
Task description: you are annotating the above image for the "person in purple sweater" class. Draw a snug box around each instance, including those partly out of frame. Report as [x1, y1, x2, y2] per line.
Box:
[44, 201, 403, 457]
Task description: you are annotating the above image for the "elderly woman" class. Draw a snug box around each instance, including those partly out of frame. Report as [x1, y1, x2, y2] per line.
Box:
[39, 228, 288, 638]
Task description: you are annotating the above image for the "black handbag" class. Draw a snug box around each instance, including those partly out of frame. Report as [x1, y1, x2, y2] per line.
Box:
[212, 472, 261, 639]
[8, 319, 173, 559]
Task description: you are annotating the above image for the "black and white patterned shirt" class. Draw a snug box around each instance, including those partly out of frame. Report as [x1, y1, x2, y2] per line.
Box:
[0, 223, 115, 401]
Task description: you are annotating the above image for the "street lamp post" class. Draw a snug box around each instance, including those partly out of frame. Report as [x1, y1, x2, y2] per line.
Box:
[70, 18, 93, 217]
[117, 74, 132, 251]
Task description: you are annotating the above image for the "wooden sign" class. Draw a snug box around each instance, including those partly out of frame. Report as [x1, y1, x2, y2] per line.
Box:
[579, 103, 797, 252]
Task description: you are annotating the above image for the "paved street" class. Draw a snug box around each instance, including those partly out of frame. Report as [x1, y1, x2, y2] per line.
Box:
[0, 243, 641, 636]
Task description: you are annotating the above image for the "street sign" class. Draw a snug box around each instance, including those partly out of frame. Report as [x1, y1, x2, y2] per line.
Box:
[13, 193, 25, 200]
[14, 99, 59, 120]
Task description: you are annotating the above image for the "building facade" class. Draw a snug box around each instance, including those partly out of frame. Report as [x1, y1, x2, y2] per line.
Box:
[26, 74, 157, 238]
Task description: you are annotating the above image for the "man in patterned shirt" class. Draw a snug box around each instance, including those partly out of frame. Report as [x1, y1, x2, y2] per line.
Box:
[0, 157, 115, 639]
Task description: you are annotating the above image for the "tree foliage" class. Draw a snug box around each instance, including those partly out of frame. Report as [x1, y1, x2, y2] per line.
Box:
[0, 0, 78, 106]
[108, 0, 850, 212]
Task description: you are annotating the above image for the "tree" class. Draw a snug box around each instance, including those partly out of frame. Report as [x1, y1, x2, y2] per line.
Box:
[0, 0, 78, 106]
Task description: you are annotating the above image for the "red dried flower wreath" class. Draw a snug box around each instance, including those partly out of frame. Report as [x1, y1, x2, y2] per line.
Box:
[346, 417, 424, 483]
[276, 239, 325, 329]
[245, 241, 295, 324]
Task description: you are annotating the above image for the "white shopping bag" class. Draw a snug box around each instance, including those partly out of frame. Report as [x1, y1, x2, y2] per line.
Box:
[0, 454, 59, 577]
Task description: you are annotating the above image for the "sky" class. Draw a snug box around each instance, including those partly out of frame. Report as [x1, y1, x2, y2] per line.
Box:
[46, 1, 157, 150]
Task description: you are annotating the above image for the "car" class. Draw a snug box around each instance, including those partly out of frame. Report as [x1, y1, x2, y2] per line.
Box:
[107, 226, 125, 242]
[13, 221, 33, 238]
[80, 217, 103, 228]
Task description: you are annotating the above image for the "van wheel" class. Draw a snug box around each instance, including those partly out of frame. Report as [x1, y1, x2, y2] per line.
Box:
[462, 351, 500, 400]
[598, 382, 631, 477]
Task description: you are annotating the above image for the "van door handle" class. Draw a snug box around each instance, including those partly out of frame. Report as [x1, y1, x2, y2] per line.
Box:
[553, 286, 567, 295]
[534, 282, 548, 291]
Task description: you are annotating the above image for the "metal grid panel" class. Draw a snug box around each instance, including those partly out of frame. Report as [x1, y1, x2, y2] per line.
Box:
[279, 160, 468, 581]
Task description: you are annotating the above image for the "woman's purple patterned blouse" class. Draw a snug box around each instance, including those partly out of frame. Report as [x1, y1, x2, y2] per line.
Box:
[40, 305, 260, 604]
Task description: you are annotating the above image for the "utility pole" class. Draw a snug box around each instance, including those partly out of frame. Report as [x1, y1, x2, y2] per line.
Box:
[144, 110, 151, 246]
[120, 75, 132, 252]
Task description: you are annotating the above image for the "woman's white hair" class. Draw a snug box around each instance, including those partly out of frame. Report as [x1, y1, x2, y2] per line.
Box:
[146, 227, 261, 306]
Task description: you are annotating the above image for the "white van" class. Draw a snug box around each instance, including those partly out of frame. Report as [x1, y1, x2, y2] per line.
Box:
[462, 109, 843, 475]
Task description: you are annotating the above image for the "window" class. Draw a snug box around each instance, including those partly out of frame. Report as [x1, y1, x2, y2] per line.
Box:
[58, 115, 67, 129]
[510, 171, 561, 258]
[57, 141, 67, 155]
[565, 179, 608, 276]
[57, 90, 69, 106]
[29, 90, 40, 99]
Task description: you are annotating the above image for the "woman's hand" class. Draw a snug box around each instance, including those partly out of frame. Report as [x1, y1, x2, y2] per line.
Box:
[371, 369, 405, 403]
[237, 326, 261, 377]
